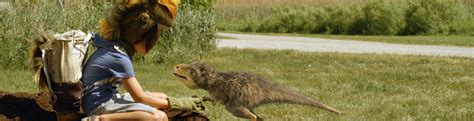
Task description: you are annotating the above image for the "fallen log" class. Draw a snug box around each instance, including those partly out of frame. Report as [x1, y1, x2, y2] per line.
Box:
[0, 91, 209, 121]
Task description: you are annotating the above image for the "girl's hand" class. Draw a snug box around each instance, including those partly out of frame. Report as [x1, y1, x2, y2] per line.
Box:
[167, 96, 207, 114]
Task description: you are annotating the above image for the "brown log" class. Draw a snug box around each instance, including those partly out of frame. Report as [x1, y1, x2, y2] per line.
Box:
[0, 91, 209, 121]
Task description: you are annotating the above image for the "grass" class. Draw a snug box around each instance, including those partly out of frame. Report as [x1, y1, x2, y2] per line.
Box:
[217, 35, 237, 39]
[216, 0, 474, 7]
[306, 35, 474, 47]
[0, 0, 216, 69]
[216, 0, 365, 7]
[221, 32, 474, 47]
[2, 48, 473, 120]
[0, 1, 108, 69]
[0, 70, 38, 93]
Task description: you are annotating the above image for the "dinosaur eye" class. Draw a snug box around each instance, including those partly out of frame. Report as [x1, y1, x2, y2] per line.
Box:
[189, 70, 196, 76]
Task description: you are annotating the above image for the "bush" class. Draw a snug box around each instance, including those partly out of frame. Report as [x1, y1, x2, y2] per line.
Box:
[402, 1, 468, 35]
[257, 7, 318, 33]
[240, 16, 261, 32]
[217, 0, 474, 35]
[0, 2, 107, 69]
[181, 0, 214, 10]
[151, 3, 217, 64]
[250, 5, 359, 34]
[0, 1, 217, 69]
[350, 2, 405, 35]
[317, 5, 359, 34]
[228, 1, 473, 35]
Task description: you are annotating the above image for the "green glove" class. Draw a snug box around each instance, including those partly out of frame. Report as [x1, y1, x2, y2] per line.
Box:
[167, 97, 207, 114]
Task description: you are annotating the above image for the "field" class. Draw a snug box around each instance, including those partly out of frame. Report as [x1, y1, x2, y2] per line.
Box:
[216, 0, 474, 35]
[215, 0, 474, 7]
[0, 0, 216, 69]
[2, 48, 473, 120]
[1, 0, 473, 120]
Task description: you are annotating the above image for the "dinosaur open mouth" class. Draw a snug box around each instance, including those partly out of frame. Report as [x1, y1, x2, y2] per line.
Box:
[173, 73, 187, 80]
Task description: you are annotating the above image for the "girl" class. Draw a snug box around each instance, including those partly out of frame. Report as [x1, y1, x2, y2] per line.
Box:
[81, 0, 205, 120]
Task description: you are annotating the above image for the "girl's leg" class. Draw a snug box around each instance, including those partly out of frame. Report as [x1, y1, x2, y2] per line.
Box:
[97, 110, 168, 121]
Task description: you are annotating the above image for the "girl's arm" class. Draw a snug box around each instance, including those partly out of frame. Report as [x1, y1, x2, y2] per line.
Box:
[122, 77, 170, 109]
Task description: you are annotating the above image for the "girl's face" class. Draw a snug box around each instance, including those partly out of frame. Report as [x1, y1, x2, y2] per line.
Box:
[133, 26, 160, 55]
[133, 41, 148, 55]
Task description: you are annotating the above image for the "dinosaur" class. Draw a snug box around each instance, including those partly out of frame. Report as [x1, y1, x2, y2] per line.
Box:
[172, 61, 342, 121]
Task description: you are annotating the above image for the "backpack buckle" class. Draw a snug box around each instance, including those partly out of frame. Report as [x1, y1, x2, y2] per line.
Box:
[73, 101, 81, 108]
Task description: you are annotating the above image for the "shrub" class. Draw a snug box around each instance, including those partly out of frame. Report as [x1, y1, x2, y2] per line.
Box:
[402, 0, 468, 35]
[181, 0, 214, 10]
[257, 7, 318, 33]
[317, 5, 359, 34]
[447, 4, 472, 35]
[0, 1, 217, 69]
[0, 2, 107, 69]
[151, 3, 217, 64]
[240, 16, 261, 32]
[350, 2, 405, 35]
[216, 0, 474, 35]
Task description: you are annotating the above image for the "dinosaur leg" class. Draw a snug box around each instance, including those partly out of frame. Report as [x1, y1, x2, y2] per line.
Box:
[250, 110, 263, 121]
[226, 105, 258, 121]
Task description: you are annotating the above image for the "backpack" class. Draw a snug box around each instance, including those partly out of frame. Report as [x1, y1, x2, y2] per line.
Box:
[30, 30, 93, 118]
[29, 30, 211, 121]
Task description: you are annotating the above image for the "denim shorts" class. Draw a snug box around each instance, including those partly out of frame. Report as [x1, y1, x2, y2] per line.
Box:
[88, 93, 157, 115]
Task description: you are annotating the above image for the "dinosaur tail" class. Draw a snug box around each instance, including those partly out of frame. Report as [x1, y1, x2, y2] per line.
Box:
[262, 85, 342, 114]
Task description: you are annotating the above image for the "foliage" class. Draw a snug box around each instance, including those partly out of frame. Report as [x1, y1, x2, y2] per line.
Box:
[317, 5, 359, 34]
[255, 5, 360, 34]
[0, 0, 217, 69]
[240, 16, 261, 32]
[0, 2, 107, 69]
[217, 0, 474, 35]
[257, 7, 318, 33]
[402, 0, 471, 35]
[181, 0, 214, 10]
[350, 1, 405, 35]
[151, 3, 217, 64]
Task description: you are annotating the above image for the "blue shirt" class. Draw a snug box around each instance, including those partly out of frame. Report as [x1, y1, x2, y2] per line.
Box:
[81, 34, 135, 115]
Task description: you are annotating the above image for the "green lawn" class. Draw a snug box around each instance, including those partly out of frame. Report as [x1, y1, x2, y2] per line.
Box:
[221, 32, 474, 47]
[1, 48, 473, 120]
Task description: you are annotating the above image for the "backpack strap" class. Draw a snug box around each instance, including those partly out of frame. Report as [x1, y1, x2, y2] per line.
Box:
[91, 77, 117, 88]
[81, 33, 93, 67]
[41, 48, 56, 100]
[113, 45, 128, 56]
[82, 41, 127, 94]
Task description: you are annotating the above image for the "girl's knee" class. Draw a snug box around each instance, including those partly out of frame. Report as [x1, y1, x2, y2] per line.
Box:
[153, 110, 168, 121]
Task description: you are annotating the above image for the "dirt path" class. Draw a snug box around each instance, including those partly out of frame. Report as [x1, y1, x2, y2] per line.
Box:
[217, 33, 474, 58]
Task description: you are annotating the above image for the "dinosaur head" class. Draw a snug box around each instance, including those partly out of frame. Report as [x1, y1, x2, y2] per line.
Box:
[172, 61, 216, 89]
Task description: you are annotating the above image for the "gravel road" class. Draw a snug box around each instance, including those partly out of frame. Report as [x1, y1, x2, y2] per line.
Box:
[217, 33, 474, 58]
